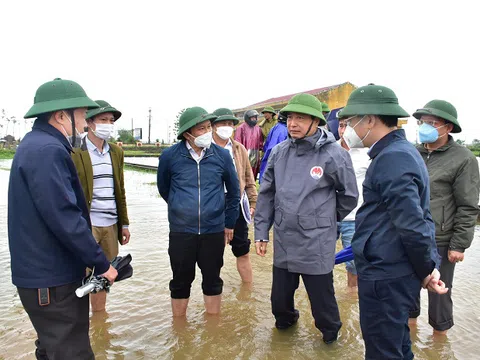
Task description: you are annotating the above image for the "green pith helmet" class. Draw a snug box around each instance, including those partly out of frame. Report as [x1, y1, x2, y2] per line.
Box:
[321, 102, 330, 113]
[413, 100, 461, 133]
[212, 108, 239, 125]
[24, 78, 99, 119]
[177, 107, 217, 140]
[280, 93, 326, 125]
[86, 100, 122, 121]
[261, 106, 276, 115]
[338, 84, 409, 118]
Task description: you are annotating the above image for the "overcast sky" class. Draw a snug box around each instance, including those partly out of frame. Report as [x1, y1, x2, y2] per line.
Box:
[0, 0, 478, 143]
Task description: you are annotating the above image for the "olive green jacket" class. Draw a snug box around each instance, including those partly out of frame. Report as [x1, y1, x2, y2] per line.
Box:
[417, 137, 479, 251]
[71, 138, 130, 243]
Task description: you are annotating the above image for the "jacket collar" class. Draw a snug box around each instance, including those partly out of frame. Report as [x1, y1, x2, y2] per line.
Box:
[179, 140, 213, 158]
[418, 135, 454, 154]
[32, 120, 72, 152]
[368, 129, 407, 160]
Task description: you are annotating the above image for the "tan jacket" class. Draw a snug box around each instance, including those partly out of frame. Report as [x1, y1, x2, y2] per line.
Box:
[232, 140, 258, 209]
[71, 139, 129, 243]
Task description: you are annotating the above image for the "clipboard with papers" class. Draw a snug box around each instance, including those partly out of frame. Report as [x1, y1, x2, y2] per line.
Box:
[240, 191, 252, 224]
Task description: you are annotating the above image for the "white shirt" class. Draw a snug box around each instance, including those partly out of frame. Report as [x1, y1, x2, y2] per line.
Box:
[212, 138, 236, 192]
[338, 140, 371, 221]
[186, 141, 206, 163]
[86, 137, 117, 227]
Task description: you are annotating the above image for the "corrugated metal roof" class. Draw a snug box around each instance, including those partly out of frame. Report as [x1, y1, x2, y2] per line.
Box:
[238, 83, 346, 110]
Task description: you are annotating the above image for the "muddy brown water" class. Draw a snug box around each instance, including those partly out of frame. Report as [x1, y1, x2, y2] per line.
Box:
[0, 158, 479, 359]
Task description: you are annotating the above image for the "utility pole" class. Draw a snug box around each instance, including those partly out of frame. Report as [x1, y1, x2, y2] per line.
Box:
[131, 118, 134, 137]
[148, 107, 152, 144]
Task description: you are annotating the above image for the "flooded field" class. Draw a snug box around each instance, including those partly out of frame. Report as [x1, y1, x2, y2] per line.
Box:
[1, 158, 479, 359]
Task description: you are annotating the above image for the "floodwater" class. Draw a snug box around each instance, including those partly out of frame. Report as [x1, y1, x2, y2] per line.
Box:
[1, 158, 479, 360]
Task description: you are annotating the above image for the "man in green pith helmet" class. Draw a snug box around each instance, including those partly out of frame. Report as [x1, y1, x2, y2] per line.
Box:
[408, 100, 479, 336]
[339, 84, 448, 359]
[259, 106, 277, 140]
[254, 93, 358, 344]
[72, 100, 131, 312]
[321, 102, 330, 120]
[157, 107, 240, 316]
[212, 108, 257, 284]
[8, 78, 118, 359]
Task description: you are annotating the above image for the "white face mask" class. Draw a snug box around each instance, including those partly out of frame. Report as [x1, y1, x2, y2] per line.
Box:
[194, 131, 213, 148]
[342, 115, 370, 148]
[216, 126, 234, 140]
[92, 123, 114, 140]
[61, 112, 87, 148]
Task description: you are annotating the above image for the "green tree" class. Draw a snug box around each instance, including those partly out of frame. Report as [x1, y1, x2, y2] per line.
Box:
[174, 108, 185, 141]
[117, 129, 135, 144]
[455, 139, 465, 146]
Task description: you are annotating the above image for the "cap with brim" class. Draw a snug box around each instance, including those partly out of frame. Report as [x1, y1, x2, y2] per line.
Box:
[177, 107, 217, 140]
[261, 106, 276, 115]
[338, 84, 409, 119]
[412, 100, 461, 133]
[25, 78, 99, 119]
[86, 100, 122, 121]
[212, 108, 239, 125]
[280, 93, 326, 125]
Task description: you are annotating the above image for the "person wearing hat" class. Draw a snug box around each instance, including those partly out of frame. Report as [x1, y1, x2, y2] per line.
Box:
[234, 109, 264, 180]
[321, 102, 330, 120]
[259, 106, 278, 140]
[338, 84, 448, 359]
[408, 100, 479, 335]
[71, 100, 130, 312]
[258, 111, 288, 183]
[157, 107, 240, 316]
[8, 78, 118, 359]
[211, 108, 257, 283]
[336, 111, 371, 290]
[254, 93, 358, 344]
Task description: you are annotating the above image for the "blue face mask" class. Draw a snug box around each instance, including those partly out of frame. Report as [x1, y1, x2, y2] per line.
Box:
[418, 123, 447, 144]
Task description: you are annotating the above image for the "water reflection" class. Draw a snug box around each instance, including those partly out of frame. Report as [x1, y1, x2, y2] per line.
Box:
[0, 159, 479, 359]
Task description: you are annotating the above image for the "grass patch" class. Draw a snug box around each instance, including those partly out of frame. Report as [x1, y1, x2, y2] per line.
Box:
[124, 151, 159, 157]
[144, 181, 157, 186]
[124, 164, 157, 173]
[0, 149, 15, 159]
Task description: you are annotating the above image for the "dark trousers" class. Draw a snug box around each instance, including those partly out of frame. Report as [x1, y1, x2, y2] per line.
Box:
[230, 205, 251, 258]
[271, 266, 342, 338]
[358, 274, 421, 360]
[17, 282, 94, 360]
[168, 231, 225, 299]
[409, 246, 455, 331]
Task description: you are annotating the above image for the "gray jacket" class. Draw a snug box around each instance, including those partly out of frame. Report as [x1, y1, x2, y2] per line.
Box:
[417, 137, 480, 251]
[254, 129, 358, 275]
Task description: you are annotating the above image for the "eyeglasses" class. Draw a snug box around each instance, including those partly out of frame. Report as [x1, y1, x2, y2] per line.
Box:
[417, 119, 444, 127]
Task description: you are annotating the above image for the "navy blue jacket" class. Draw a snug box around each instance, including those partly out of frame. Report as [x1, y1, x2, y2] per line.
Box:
[157, 141, 240, 234]
[352, 130, 439, 281]
[259, 122, 288, 183]
[8, 121, 110, 288]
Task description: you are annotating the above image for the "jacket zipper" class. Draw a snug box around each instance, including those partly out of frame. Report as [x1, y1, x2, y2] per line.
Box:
[197, 162, 201, 234]
[441, 205, 445, 231]
[196, 152, 213, 235]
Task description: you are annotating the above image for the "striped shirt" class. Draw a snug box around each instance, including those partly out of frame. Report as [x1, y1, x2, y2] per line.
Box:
[86, 137, 117, 227]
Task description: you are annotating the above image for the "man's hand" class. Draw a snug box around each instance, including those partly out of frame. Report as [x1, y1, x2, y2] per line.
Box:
[422, 269, 448, 294]
[255, 241, 268, 257]
[101, 265, 118, 284]
[250, 207, 255, 218]
[224, 228, 234, 245]
[448, 250, 464, 263]
[121, 228, 131, 245]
